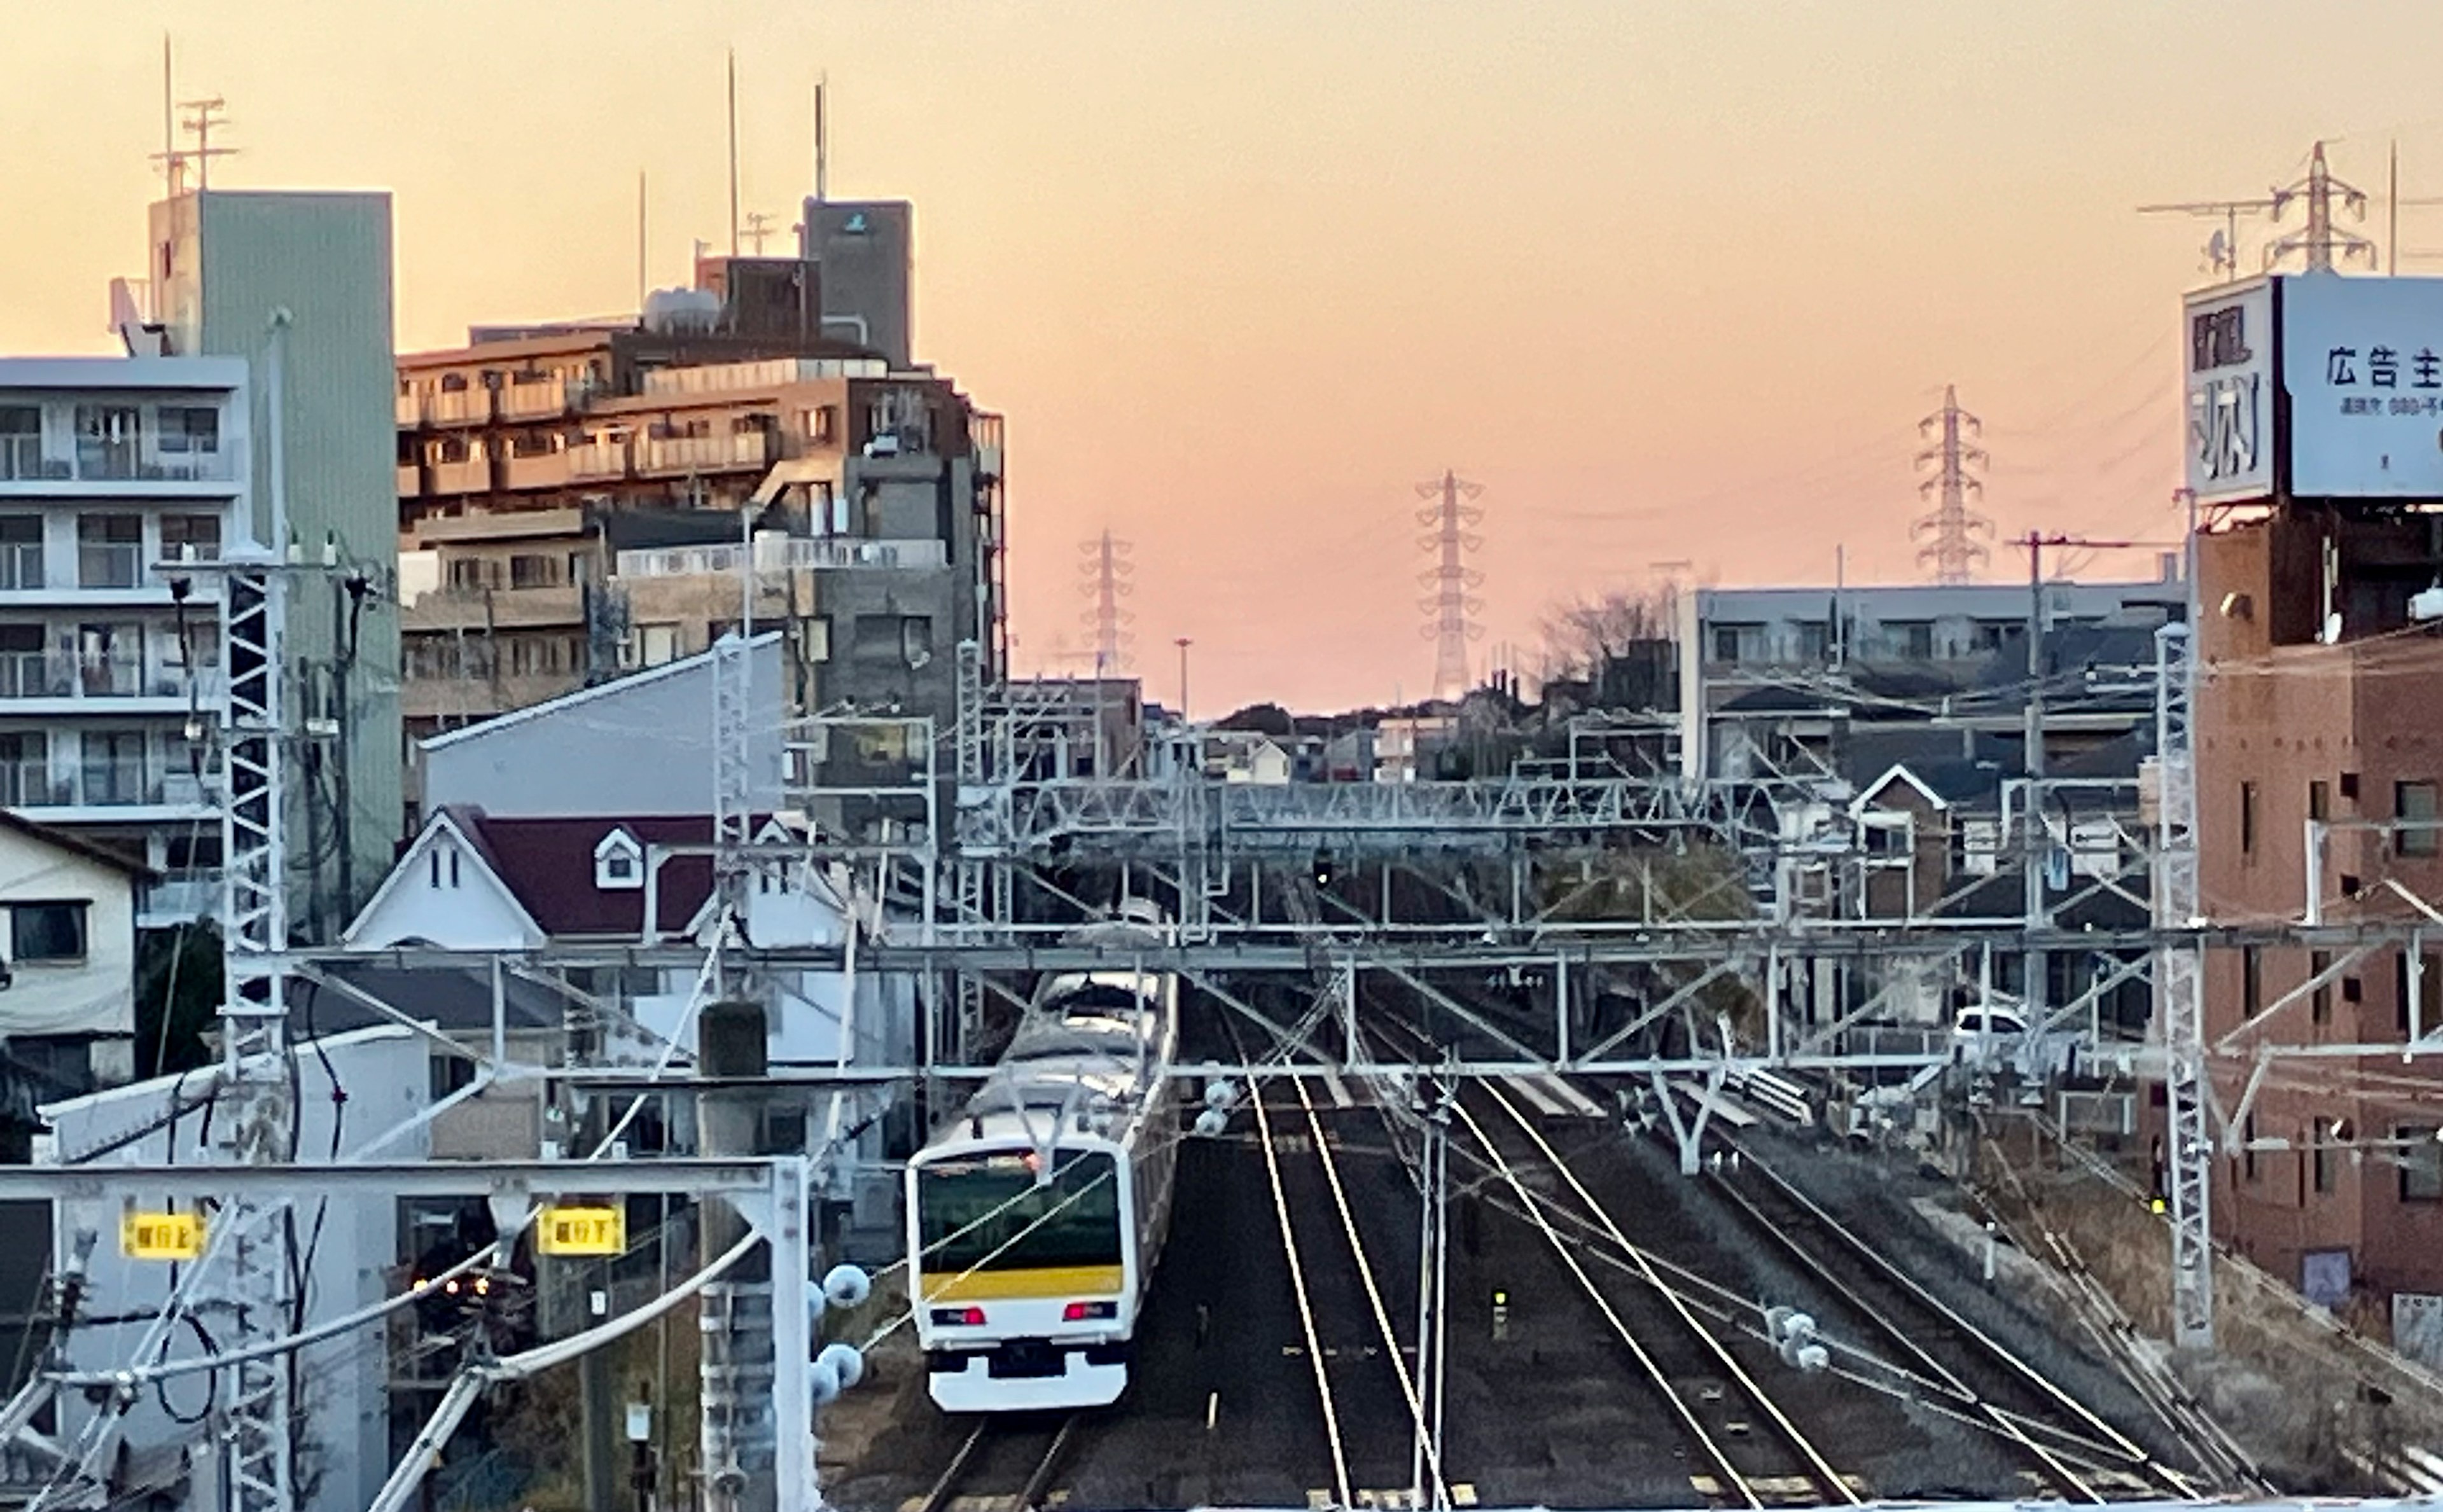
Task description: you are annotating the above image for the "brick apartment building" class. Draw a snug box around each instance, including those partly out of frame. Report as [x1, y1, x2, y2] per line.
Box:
[393, 246, 1004, 815]
[2196, 508, 2443, 1323]
[2178, 269, 2443, 1338]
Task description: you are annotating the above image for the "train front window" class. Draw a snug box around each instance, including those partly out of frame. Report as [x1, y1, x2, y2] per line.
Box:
[919, 1151, 1121, 1273]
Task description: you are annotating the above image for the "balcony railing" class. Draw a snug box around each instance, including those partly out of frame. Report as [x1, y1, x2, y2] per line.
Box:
[615, 536, 946, 579]
[71, 445, 232, 483]
[0, 436, 63, 482]
[394, 392, 425, 427]
[428, 389, 495, 425]
[0, 545, 38, 591]
[502, 450, 571, 490]
[73, 657, 145, 698]
[428, 458, 494, 495]
[500, 379, 578, 419]
[79, 544, 141, 589]
[139, 871, 221, 927]
[567, 441, 630, 482]
[396, 462, 422, 497]
[0, 653, 60, 698]
[634, 432, 770, 476]
[0, 765, 68, 807]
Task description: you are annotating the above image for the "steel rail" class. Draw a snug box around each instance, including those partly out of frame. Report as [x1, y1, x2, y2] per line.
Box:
[1718, 1132, 2173, 1494]
[1249, 1078, 1354, 1510]
[1290, 1073, 1452, 1509]
[1472, 1083, 1861, 1508]
[1437, 1090, 1769, 1507]
[1701, 1163, 2113, 1502]
[916, 1420, 989, 1512]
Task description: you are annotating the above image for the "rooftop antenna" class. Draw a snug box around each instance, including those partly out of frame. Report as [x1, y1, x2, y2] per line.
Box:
[178, 95, 235, 190]
[157, 34, 176, 194]
[636, 170, 648, 309]
[742, 211, 779, 255]
[814, 76, 828, 204]
[2138, 193, 2276, 281]
[725, 48, 741, 258]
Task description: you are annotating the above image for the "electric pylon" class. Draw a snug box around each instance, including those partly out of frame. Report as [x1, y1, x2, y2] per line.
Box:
[1416, 471, 1484, 702]
[1913, 386, 1991, 585]
[1078, 529, 1134, 673]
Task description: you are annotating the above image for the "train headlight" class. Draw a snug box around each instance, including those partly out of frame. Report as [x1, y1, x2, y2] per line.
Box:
[1061, 1301, 1117, 1322]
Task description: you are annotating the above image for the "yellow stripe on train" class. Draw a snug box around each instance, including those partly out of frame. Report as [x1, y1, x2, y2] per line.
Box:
[922, 1265, 1125, 1301]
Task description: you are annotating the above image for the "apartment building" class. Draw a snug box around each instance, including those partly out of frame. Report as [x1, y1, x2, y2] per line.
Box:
[0, 357, 244, 924]
[137, 186, 403, 929]
[2195, 508, 2443, 1326]
[1676, 571, 2187, 786]
[393, 254, 1005, 807]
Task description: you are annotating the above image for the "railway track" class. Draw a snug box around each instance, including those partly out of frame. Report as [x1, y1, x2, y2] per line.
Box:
[1701, 1134, 2192, 1502]
[914, 1413, 1082, 1512]
[1450, 1072, 1861, 1509]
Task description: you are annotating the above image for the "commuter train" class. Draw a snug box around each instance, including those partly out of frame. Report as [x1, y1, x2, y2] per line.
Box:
[905, 905, 1180, 1411]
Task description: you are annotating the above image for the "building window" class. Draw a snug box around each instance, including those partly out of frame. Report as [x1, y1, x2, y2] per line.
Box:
[2341, 771, 2360, 801]
[2240, 781, 2259, 856]
[430, 1054, 478, 1102]
[77, 623, 143, 697]
[2313, 1118, 2339, 1195]
[76, 514, 141, 589]
[0, 515, 41, 589]
[2243, 945, 2262, 1018]
[1711, 625, 1740, 663]
[594, 829, 644, 891]
[2402, 1127, 2443, 1202]
[1795, 621, 1829, 662]
[9, 901, 87, 963]
[2397, 780, 2438, 857]
[72, 405, 140, 480]
[2311, 949, 2334, 1025]
[160, 513, 221, 563]
[2309, 779, 2331, 825]
[901, 615, 933, 664]
[1887, 621, 1935, 660]
[508, 553, 559, 589]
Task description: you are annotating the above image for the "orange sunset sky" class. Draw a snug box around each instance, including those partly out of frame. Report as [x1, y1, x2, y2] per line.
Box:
[6, 2, 2443, 713]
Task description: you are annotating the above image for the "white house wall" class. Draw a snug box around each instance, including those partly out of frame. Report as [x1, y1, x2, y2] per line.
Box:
[346, 824, 543, 951]
[0, 841, 135, 1041]
[41, 1026, 429, 1512]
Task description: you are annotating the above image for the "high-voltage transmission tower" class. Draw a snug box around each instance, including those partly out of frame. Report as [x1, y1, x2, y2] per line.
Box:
[1417, 470, 1484, 702]
[2140, 140, 2374, 276]
[1913, 385, 1991, 585]
[1079, 528, 1135, 672]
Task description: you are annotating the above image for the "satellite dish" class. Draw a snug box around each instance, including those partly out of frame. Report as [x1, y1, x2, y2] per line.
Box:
[2206, 229, 2230, 270]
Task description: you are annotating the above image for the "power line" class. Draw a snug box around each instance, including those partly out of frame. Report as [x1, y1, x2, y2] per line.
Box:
[1415, 471, 1484, 702]
[1913, 385, 1991, 585]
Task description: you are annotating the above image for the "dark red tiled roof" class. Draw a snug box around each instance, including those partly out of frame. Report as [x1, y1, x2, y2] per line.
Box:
[435, 807, 742, 940]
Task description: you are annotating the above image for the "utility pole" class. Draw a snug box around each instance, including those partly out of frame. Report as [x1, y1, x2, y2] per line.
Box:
[1415, 470, 1484, 702]
[726, 48, 741, 258]
[2024, 531, 2048, 1045]
[1913, 386, 1990, 585]
[1174, 636, 1192, 721]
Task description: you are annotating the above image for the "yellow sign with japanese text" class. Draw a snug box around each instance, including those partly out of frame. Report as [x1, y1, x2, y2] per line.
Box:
[121, 1211, 204, 1261]
[538, 1205, 626, 1257]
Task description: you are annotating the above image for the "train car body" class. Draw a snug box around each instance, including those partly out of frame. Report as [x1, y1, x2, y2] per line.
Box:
[906, 913, 1179, 1411]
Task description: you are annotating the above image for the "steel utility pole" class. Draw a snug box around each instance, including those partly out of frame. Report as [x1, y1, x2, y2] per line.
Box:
[1174, 636, 1192, 721]
[1914, 386, 1991, 585]
[1416, 471, 1484, 702]
[2024, 532, 2048, 1051]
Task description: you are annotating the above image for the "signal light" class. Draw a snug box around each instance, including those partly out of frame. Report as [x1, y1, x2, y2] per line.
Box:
[930, 1306, 987, 1326]
[1062, 1301, 1117, 1322]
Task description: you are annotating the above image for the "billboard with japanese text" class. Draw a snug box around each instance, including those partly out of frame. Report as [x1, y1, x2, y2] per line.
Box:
[2282, 274, 2443, 497]
[2183, 279, 2273, 502]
